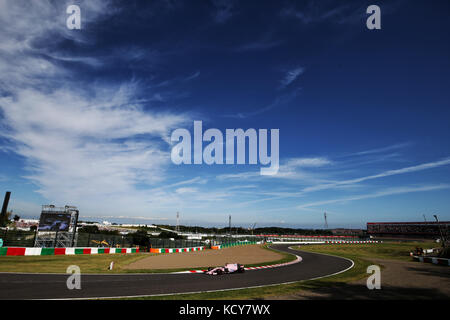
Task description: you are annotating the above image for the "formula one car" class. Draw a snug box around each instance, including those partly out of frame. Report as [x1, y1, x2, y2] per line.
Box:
[204, 263, 245, 275]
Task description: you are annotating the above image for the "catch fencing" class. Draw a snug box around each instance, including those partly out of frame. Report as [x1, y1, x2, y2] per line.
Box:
[0, 229, 203, 249]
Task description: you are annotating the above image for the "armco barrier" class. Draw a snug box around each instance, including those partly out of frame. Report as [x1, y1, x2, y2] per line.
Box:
[0, 247, 139, 256]
[150, 246, 205, 253]
[412, 255, 450, 266]
[211, 241, 258, 250]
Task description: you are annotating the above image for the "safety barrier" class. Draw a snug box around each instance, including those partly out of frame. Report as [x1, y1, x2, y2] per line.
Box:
[411, 255, 450, 266]
[0, 247, 139, 256]
[149, 246, 205, 253]
[211, 241, 259, 250]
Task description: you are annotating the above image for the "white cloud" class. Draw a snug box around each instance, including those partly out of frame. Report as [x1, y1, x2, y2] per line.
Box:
[0, 0, 192, 217]
[280, 67, 304, 88]
[296, 184, 450, 209]
[352, 142, 412, 156]
[0, 85, 188, 203]
[284, 157, 332, 168]
[175, 187, 198, 194]
[303, 158, 450, 193]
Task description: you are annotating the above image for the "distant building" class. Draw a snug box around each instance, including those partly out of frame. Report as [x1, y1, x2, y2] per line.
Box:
[120, 224, 156, 228]
[367, 221, 450, 239]
[14, 219, 39, 229]
[330, 228, 364, 236]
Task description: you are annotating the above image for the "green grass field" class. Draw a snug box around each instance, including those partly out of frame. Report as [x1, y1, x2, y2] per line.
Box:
[0, 252, 150, 273]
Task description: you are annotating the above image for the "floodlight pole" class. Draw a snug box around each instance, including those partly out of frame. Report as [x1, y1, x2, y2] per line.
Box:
[229, 215, 231, 241]
[71, 210, 79, 247]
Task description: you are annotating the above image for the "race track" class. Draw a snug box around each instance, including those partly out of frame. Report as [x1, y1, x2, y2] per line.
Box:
[0, 244, 353, 299]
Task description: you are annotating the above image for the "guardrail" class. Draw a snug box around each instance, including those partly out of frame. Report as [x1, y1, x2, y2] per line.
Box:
[211, 241, 259, 250]
[411, 255, 450, 266]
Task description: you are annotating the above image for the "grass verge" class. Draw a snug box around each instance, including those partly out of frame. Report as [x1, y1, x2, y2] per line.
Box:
[0, 252, 151, 273]
[0, 245, 296, 274]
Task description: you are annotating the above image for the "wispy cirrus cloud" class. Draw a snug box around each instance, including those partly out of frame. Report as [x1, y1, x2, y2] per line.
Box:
[303, 157, 450, 193]
[0, 0, 191, 216]
[284, 157, 332, 168]
[215, 154, 450, 209]
[297, 184, 450, 209]
[175, 187, 199, 194]
[280, 67, 304, 88]
[280, 2, 353, 25]
[351, 142, 412, 156]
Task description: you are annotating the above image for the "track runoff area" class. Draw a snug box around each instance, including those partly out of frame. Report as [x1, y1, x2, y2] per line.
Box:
[0, 244, 353, 300]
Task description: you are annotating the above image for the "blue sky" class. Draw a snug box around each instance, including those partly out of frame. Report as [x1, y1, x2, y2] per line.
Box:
[0, 0, 449, 228]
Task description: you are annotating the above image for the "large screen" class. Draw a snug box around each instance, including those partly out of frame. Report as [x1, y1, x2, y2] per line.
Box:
[38, 213, 71, 232]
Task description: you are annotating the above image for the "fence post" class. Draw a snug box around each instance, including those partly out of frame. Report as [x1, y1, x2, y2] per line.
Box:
[32, 230, 37, 247]
[87, 233, 91, 247]
[53, 231, 58, 247]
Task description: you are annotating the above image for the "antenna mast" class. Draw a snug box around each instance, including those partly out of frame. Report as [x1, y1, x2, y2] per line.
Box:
[324, 212, 328, 229]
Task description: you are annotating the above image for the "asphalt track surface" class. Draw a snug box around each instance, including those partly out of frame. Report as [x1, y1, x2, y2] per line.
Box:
[0, 244, 353, 300]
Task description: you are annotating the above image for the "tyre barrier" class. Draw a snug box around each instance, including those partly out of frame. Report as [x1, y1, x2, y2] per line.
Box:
[149, 246, 205, 253]
[411, 255, 450, 266]
[0, 247, 139, 256]
[211, 241, 259, 250]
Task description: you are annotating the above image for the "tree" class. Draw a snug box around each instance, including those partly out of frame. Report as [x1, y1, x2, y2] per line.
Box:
[131, 229, 150, 246]
[157, 231, 183, 239]
[78, 225, 99, 233]
[13, 214, 20, 222]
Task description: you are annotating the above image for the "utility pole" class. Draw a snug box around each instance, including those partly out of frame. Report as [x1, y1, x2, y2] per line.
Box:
[433, 214, 446, 249]
[229, 215, 231, 238]
[176, 211, 179, 232]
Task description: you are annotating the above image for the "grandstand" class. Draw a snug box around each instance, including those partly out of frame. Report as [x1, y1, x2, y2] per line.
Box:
[367, 221, 450, 239]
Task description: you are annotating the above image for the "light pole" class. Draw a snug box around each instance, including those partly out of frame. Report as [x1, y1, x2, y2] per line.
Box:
[433, 214, 446, 249]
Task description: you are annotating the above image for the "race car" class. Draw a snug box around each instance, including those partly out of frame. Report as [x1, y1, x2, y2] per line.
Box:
[204, 263, 245, 275]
